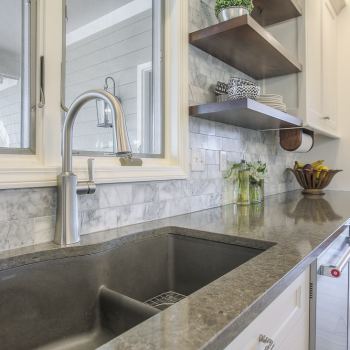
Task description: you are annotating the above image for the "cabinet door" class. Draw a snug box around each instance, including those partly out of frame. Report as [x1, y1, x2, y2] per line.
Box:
[321, 0, 338, 131]
[225, 268, 309, 350]
[277, 311, 310, 350]
[305, 0, 323, 125]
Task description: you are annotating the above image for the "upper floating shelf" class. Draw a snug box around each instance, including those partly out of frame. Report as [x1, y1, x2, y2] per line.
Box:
[252, 0, 302, 26]
[189, 15, 302, 80]
[189, 99, 302, 130]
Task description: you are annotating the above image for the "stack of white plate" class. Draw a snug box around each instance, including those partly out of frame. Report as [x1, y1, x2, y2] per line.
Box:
[256, 94, 287, 112]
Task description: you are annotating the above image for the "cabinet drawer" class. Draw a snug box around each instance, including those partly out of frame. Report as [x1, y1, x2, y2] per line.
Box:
[225, 268, 309, 350]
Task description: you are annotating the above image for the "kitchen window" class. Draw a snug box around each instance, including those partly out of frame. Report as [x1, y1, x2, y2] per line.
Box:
[0, 0, 188, 188]
[0, 0, 37, 153]
[62, 0, 164, 158]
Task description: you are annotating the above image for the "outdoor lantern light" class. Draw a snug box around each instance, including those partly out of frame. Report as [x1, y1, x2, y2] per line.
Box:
[96, 76, 117, 128]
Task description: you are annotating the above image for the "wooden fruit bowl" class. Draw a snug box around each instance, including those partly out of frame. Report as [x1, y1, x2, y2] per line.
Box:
[288, 168, 342, 195]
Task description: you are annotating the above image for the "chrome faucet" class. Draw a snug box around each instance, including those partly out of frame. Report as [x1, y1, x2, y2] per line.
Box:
[55, 90, 131, 245]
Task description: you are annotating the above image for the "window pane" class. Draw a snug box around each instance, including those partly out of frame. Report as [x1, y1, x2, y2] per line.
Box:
[64, 0, 163, 156]
[0, 0, 35, 151]
[0, 0, 22, 148]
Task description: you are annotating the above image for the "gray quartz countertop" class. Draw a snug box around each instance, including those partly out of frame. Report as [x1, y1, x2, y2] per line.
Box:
[1, 190, 350, 349]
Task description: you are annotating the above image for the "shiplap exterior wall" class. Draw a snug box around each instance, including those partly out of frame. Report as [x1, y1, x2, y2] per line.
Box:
[0, 9, 153, 152]
[0, 84, 21, 147]
[66, 10, 153, 153]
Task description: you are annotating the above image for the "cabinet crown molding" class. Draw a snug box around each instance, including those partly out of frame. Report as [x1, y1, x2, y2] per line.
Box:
[330, 0, 347, 15]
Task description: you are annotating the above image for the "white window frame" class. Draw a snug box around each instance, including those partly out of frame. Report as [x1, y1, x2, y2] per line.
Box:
[137, 61, 153, 154]
[0, 0, 188, 189]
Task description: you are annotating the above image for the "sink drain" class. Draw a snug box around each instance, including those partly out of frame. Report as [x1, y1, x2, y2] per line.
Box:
[144, 291, 186, 310]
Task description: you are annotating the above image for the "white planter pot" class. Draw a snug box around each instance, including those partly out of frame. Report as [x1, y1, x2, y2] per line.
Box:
[217, 6, 249, 22]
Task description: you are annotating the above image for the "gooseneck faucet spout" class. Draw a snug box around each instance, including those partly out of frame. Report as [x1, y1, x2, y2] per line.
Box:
[55, 90, 131, 246]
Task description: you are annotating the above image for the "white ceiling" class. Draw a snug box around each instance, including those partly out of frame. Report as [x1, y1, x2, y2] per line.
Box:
[66, 0, 133, 33]
[0, 0, 22, 55]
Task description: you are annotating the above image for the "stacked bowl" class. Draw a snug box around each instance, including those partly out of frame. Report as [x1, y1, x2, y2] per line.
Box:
[227, 77, 261, 101]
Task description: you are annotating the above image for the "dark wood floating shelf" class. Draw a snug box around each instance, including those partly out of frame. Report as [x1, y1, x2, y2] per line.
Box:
[252, 0, 302, 26]
[189, 15, 302, 80]
[189, 99, 302, 130]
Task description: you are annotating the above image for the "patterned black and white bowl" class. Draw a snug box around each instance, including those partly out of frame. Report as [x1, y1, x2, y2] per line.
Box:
[227, 85, 261, 100]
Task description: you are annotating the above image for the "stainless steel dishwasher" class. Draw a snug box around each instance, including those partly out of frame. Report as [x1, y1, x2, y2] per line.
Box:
[310, 225, 350, 350]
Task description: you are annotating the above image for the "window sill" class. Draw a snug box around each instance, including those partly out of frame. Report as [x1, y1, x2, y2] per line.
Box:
[0, 157, 188, 189]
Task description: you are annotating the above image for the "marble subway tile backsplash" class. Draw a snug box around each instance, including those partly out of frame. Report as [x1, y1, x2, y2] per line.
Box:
[0, 118, 297, 252]
[0, 0, 298, 252]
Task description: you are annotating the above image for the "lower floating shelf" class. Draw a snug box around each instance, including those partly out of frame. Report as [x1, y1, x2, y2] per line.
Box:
[189, 98, 302, 130]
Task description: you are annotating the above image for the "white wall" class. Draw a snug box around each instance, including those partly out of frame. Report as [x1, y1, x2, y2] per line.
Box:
[303, 5, 350, 190]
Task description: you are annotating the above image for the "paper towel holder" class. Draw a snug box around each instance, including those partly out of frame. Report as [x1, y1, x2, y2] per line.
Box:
[279, 128, 314, 152]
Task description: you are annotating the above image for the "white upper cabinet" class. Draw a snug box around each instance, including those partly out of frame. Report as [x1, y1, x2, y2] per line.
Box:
[261, 0, 341, 138]
[302, 0, 339, 137]
[303, 0, 323, 128]
[322, 0, 338, 131]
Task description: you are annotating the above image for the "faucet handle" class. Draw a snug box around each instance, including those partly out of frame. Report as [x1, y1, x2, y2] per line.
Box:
[88, 158, 95, 182]
[77, 158, 96, 195]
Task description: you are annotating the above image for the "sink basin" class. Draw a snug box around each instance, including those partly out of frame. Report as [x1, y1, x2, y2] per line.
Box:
[0, 228, 268, 350]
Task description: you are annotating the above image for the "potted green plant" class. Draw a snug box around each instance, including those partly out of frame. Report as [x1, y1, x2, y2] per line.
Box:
[215, 0, 254, 22]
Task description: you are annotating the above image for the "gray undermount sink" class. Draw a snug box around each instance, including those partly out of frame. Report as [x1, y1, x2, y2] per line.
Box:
[0, 229, 268, 350]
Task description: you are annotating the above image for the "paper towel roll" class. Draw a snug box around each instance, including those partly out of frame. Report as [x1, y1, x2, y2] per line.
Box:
[293, 132, 313, 153]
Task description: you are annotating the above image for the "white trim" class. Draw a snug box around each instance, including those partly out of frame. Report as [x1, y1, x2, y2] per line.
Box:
[304, 122, 340, 139]
[66, 0, 152, 46]
[0, 0, 189, 189]
[329, 0, 347, 15]
[137, 61, 152, 153]
[325, 0, 337, 18]
[0, 163, 187, 189]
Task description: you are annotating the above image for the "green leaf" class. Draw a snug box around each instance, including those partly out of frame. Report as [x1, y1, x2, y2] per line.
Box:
[224, 160, 268, 184]
[215, 0, 254, 17]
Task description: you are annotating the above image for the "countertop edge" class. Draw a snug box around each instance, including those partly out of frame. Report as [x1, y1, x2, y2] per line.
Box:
[203, 222, 348, 350]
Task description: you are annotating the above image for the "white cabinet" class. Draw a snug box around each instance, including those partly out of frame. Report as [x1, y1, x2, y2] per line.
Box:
[321, 0, 338, 131]
[302, 0, 338, 137]
[262, 0, 340, 138]
[224, 268, 310, 350]
[303, 0, 323, 129]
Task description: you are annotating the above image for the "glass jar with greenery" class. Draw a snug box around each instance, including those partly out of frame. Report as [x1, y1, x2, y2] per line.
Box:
[225, 160, 250, 205]
[225, 160, 267, 205]
[249, 161, 267, 204]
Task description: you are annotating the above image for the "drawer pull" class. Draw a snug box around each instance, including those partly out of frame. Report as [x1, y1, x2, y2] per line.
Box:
[259, 334, 275, 350]
[320, 245, 350, 278]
